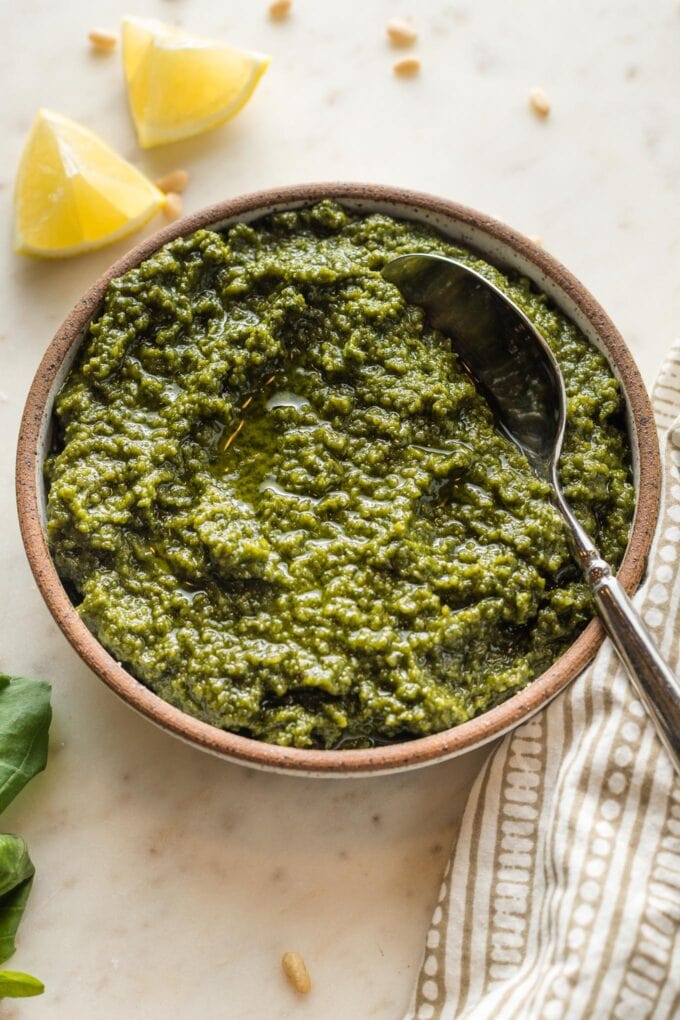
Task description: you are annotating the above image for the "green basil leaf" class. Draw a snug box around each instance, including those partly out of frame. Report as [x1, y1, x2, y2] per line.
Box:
[0, 675, 52, 814]
[0, 835, 33, 900]
[0, 970, 44, 998]
[0, 835, 35, 964]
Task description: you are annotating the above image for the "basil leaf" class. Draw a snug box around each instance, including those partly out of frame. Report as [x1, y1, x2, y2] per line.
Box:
[0, 835, 35, 964]
[0, 675, 51, 814]
[0, 970, 44, 998]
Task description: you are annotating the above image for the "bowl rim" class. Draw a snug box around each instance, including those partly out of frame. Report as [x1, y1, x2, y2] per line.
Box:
[15, 181, 661, 776]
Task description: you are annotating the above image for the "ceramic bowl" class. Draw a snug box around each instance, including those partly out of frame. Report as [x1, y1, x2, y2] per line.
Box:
[16, 183, 660, 776]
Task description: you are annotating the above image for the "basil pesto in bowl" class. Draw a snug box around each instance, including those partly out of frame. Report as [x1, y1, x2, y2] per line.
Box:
[17, 185, 659, 775]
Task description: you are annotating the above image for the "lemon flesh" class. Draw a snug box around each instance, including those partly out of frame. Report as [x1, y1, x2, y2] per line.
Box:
[121, 17, 271, 148]
[14, 109, 164, 258]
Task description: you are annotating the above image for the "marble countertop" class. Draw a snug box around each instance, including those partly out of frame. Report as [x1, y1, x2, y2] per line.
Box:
[1, 1, 679, 1016]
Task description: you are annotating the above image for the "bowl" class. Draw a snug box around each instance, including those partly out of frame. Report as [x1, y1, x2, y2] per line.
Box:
[16, 183, 660, 776]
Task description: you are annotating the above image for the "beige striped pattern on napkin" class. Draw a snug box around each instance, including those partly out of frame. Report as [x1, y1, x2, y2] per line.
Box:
[405, 341, 680, 1020]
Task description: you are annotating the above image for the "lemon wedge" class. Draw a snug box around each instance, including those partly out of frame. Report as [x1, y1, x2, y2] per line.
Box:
[14, 109, 164, 258]
[121, 16, 270, 148]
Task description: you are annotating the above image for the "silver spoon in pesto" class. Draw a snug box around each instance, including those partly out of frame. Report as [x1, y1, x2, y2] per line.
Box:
[383, 252, 680, 774]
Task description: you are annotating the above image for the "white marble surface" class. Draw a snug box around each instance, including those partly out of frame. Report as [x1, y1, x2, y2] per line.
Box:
[1, 1, 679, 1017]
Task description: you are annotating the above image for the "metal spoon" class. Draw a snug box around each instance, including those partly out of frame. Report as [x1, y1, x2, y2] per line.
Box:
[383, 252, 680, 774]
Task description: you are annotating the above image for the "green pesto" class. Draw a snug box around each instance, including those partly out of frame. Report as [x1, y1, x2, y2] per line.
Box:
[46, 202, 635, 748]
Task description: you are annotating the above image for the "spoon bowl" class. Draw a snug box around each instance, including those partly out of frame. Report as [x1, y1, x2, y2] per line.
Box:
[382, 254, 566, 481]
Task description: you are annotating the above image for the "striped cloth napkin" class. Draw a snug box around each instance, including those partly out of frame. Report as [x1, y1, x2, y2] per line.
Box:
[405, 342, 680, 1020]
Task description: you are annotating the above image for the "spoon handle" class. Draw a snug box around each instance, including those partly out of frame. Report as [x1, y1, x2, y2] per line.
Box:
[586, 558, 680, 774]
[553, 482, 680, 773]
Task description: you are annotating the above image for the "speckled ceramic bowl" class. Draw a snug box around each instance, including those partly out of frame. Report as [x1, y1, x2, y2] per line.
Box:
[16, 183, 660, 776]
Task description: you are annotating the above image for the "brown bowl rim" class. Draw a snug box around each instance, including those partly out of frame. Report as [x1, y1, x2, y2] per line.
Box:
[15, 182, 661, 775]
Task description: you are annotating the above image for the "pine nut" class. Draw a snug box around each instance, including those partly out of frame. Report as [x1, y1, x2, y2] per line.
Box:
[155, 169, 190, 195]
[282, 951, 311, 994]
[393, 57, 421, 77]
[88, 29, 117, 52]
[528, 88, 551, 118]
[269, 0, 292, 20]
[387, 19, 417, 46]
[163, 193, 183, 221]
